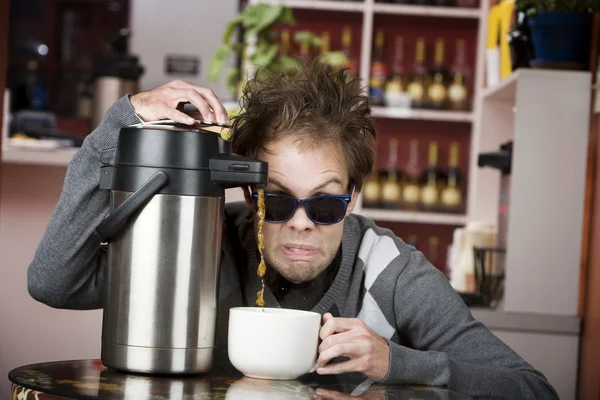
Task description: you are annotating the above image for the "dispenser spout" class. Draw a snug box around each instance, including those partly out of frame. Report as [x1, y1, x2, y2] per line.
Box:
[210, 153, 268, 189]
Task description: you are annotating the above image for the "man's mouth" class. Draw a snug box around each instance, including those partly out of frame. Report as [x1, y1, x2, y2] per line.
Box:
[282, 244, 318, 258]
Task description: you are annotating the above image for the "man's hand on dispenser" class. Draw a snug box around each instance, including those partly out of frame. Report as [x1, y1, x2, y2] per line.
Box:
[130, 80, 229, 125]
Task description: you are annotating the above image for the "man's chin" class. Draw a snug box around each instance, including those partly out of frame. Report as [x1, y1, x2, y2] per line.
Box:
[270, 261, 322, 284]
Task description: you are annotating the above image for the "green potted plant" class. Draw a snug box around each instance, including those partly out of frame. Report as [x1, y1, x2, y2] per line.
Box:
[515, 0, 599, 68]
[208, 3, 348, 99]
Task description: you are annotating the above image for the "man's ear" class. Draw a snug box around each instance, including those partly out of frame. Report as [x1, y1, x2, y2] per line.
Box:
[346, 188, 359, 216]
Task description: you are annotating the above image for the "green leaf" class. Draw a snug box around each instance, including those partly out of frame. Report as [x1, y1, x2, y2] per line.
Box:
[223, 15, 244, 43]
[241, 4, 270, 28]
[251, 43, 279, 67]
[294, 30, 322, 49]
[279, 7, 295, 25]
[244, 5, 284, 42]
[254, 4, 284, 32]
[278, 55, 300, 70]
[231, 43, 244, 53]
[226, 68, 241, 95]
[207, 43, 233, 82]
[294, 30, 315, 43]
[322, 51, 348, 67]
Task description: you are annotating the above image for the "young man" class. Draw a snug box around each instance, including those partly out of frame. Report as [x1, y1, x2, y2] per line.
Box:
[28, 59, 558, 399]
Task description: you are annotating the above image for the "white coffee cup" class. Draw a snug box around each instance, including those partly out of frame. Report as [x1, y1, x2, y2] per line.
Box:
[228, 307, 321, 380]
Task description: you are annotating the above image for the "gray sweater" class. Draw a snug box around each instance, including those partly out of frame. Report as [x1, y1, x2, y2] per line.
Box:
[28, 96, 558, 399]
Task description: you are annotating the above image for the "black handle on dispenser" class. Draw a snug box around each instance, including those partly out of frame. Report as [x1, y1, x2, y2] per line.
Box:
[95, 171, 169, 242]
[210, 153, 268, 189]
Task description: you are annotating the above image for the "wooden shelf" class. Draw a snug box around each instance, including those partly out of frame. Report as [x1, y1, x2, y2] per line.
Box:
[373, 2, 481, 19]
[255, 0, 365, 12]
[2, 146, 78, 166]
[358, 207, 467, 225]
[371, 106, 473, 122]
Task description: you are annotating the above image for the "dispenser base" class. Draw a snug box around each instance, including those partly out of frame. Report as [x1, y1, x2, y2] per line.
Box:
[101, 341, 213, 374]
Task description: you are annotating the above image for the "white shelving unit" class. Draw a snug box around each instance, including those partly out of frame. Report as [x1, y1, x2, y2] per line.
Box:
[468, 68, 592, 317]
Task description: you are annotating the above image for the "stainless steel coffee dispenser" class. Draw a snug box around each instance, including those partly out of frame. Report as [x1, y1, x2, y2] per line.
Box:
[95, 121, 268, 374]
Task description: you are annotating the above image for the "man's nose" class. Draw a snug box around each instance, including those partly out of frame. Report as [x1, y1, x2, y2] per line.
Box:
[286, 204, 315, 231]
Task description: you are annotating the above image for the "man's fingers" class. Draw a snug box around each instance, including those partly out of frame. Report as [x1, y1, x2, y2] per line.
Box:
[195, 87, 228, 124]
[318, 330, 357, 354]
[317, 357, 364, 375]
[320, 317, 363, 340]
[173, 89, 214, 122]
[317, 342, 360, 367]
[170, 81, 228, 124]
[165, 107, 195, 125]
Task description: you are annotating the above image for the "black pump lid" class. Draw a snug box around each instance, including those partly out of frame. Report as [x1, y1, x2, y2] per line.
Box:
[100, 123, 268, 197]
[117, 124, 223, 170]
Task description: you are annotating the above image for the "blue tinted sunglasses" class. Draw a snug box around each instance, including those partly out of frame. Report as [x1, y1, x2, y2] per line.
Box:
[251, 185, 354, 225]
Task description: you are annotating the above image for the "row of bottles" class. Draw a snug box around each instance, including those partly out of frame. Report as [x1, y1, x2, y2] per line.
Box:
[362, 139, 463, 213]
[279, 27, 358, 72]
[376, 0, 478, 7]
[369, 32, 471, 111]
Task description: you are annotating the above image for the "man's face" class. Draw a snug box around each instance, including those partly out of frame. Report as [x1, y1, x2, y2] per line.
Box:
[249, 137, 358, 284]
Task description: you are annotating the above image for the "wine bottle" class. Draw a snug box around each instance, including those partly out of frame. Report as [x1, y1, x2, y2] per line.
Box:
[280, 30, 291, 56]
[341, 26, 357, 74]
[369, 29, 387, 107]
[384, 36, 407, 108]
[380, 138, 402, 209]
[448, 39, 470, 111]
[407, 38, 428, 109]
[427, 38, 449, 110]
[362, 172, 381, 209]
[420, 141, 441, 212]
[401, 139, 421, 211]
[321, 32, 331, 54]
[441, 142, 463, 213]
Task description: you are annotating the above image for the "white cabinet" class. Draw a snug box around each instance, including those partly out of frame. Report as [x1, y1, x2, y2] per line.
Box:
[469, 69, 591, 316]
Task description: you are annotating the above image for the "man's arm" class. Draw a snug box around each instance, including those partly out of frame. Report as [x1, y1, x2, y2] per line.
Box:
[27, 96, 140, 309]
[382, 250, 559, 399]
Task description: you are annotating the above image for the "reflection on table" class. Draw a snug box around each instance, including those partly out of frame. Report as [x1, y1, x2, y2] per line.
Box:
[9, 359, 472, 400]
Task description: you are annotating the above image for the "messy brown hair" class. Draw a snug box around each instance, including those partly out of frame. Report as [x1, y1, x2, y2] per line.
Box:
[230, 58, 377, 191]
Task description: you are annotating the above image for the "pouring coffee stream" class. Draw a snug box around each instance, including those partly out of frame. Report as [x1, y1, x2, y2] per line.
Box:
[256, 188, 266, 308]
[94, 120, 268, 375]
